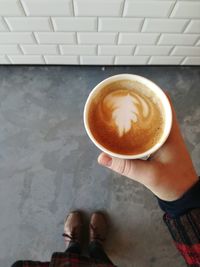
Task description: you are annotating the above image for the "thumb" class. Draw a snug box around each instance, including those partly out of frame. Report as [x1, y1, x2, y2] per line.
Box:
[98, 153, 156, 183]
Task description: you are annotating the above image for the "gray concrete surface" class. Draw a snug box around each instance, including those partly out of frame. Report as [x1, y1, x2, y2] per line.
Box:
[0, 66, 199, 267]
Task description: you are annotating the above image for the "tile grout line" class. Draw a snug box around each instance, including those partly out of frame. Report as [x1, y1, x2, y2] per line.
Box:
[112, 56, 115, 65]
[18, 44, 24, 54]
[58, 45, 62, 55]
[168, 46, 175, 56]
[43, 55, 48, 64]
[156, 33, 162, 45]
[75, 32, 78, 45]
[114, 56, 117, 65]
[168, 0, 177, 18]
[77, 55, 80, 64]
[140, 18, 146, 33]
[97, 17, 99, 32]
[194, 38, 200, 46]
[116, 32, 120, 45]
[132, 46, 136, 55]
[32, 32, 39, 44]
[56, 44, 61, 55]
[133, 45, 137, 55]
[121, 0, 126, 17]
[6, 55, 13, 64]
[5, 54, 12, 64]
[169, 46, 176, 55]
[18, 0, 27, 16]
[180, 56, 186, 65]
[49, 17, 55, 32]
[182, 19, 192, 33]
[146, 56, 151, 64]
[2, 17, 11, 31]
[72, 0, 76, 16]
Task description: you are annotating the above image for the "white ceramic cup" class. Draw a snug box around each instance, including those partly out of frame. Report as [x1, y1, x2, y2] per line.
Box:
[84, 74, 172, 160]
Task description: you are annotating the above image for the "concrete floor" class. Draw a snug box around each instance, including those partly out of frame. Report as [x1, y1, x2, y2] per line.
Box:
[0, 66, 199, 267]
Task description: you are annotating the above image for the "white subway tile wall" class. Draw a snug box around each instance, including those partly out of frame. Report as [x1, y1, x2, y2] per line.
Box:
[0, 55, 10, 64]
[0, 0, 199, 65]
[0, 17, 8, 31]
[60, 45, 96, 55]
[44, 55, 79, 64]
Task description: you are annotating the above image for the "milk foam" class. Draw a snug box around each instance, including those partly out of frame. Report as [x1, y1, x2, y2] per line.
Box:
[103, 90, 150, 137]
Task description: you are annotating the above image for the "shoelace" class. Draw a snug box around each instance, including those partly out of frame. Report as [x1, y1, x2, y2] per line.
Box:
[62, 228, 79, 241]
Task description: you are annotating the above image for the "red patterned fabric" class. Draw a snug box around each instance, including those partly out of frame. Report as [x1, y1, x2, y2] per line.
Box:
[20, 253, 116, 267]
[176, 243, 200, 266]
[163, 208, 200, 266]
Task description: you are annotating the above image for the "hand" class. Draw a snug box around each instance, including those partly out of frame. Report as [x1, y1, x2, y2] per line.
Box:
[98, 94, 198, 201]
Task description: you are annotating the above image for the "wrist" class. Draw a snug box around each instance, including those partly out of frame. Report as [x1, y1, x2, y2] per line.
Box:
[150, 169, 198, 201]
[157, 177, 200, 218]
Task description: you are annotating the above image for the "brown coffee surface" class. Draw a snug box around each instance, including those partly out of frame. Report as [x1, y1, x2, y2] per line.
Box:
[88, 80, 164, 155]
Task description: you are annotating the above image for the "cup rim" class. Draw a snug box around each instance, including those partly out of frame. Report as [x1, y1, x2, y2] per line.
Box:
[83, 74, 172, 159]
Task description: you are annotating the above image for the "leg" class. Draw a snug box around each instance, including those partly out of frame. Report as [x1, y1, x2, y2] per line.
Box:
[65, 241, 81, 254]
[89, 212, 114, 264]
[89, 241, 113, 264]
[63, 211, 83, 255]
[11, 261, 23, 267]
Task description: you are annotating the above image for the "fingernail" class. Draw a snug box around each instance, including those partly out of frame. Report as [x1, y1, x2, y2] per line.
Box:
[98, 154, 112, 167]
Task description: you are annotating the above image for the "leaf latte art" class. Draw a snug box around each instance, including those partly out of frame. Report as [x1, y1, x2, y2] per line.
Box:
[102, 90, 151, 137]
[88, 81, 164, 155]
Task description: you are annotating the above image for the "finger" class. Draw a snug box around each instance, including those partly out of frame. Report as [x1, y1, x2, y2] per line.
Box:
[98, 153, 156, 182]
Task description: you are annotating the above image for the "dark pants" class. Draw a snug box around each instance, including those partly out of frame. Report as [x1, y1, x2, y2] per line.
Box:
[11, 261, 23, 267]
[66, 241, 113, 264]
[11, 242, 113, 267]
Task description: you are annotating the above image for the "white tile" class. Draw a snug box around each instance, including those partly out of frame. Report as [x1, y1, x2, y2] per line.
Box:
[182, 57, 200, 65]
[60, 45, 96, 55]
[115, 56, 149, 65]
[0, 33, 35, 44]
[0, 55, 10, 64]
[149, 56, 183, 65]
[158, 34, 199, 45]
[80, 56, 114, 65]
[124, 1, 174, 17]
[0, 45, 21, 54]
[21, 0, 73, 16]
[74, 0, 123, 16]
[52, 17, 97, 31]
[185, 20, 200, 33]
[119, 33, 159, 45]
[142, 19, 188, 33]
[78, 33, 117, 44]
[172, 46, 200, 56]
[9, 55, 44, 64]
[196, 39, 200, 46]
[0, 17, 8, 31]
[99, 45, 133, 55]
[21, 45, 58, 55]
[0, 0, 24, 16]
[135, 45, 172, 55]
[171, 2, 200, 18]
[99, 18, 143, 32]
[5, 17, 51, 31]
[44, 55, 79, 64]
[35, 33, 76, 44]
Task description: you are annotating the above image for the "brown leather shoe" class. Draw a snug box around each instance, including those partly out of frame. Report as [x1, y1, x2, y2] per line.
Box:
[89, 212, 108, 245]
[63, 211, 83, 248]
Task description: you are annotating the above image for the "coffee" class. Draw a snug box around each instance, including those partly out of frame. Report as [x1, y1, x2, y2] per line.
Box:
[87, 80, 164, 155]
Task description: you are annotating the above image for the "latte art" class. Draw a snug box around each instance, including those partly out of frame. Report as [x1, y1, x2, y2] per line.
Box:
[101, 90, 151, 137]
[88, 80, 164, 155]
